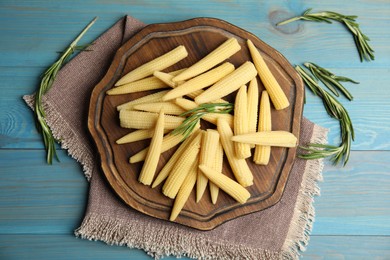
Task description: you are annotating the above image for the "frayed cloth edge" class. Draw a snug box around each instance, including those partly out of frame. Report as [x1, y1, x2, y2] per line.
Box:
[281, 124, 328, 259]
[23, 95, 95, 181]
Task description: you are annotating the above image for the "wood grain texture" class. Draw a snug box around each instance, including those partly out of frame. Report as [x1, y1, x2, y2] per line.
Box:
[88, 17, 303, 230]
[305, 236, 390, 260]
[0, 0, 389, 258]
[0, 150, 88, 234]
[0, 235, 389, 260]
[314, 151, 390, 236]
[1, 150, 388, 236]
[1, 68, 389, 150]
[0, 1, 388, 67]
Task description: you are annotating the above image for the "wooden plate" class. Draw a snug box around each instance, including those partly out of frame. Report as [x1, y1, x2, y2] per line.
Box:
[88, 17, 304, 230]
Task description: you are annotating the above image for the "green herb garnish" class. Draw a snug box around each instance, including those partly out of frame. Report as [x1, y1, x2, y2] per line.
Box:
[295, 65, 354, 165]
[277, 8, 374, 62]
[172, 103, 234, 138]
[304, 62, 358, 101]
[34, 17, 97, 164]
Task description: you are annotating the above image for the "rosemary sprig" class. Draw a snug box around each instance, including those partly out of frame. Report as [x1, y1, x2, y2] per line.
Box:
[34, 17, 97, 164]
[277, 8, 374, 62]
[295, 65, 354, 165]
[172, 103, 234, 138]
[304, 62, 358, 101]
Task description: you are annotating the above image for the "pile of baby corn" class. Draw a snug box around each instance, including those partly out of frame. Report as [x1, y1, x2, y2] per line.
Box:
[107, 38, 297, 221]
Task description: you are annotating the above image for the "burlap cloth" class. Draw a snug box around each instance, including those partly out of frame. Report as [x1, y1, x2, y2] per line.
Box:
[24, 16, 328, 259]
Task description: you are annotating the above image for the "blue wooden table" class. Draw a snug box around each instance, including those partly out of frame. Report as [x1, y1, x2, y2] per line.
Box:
[1, 1, 389, 259]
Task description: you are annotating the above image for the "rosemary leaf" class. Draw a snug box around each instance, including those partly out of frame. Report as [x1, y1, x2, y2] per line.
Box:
[172, 102, 234, 139]
[304, 62, 358, 101]
[277, 8, 374, 62]
[295, 65, 354, 166]
[34, 17, 97, 164]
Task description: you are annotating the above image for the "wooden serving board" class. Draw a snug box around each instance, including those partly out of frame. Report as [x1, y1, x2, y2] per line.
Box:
[88, 17, 304, 230]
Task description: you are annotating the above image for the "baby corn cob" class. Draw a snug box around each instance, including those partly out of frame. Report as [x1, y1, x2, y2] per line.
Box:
[116, 128, 170, 144]
[217, 118, 253, 187]
[254, 91, 272, 164]
[107, 76, 167, 95]
[232, 131, 297, 147]
[153, 70, 186, 88]
[182, 89, 204, 100]
[247, 78, 259, 148]
[107, 69, 185, 95]
[116, 45, 188, 86]
[174, 98, 233, 128]
[202, 113, 234, 128]
[170, 156, 198, 221]
[119, 110, 184, 130]
[234, 85, 251, 159]
[138, 110, 165, 185]
[162, 62, 235, 101]
[196, 131, 207, 202]
[173, 97, 201, 109]
[116, 90, 169, 111]
[154, 71, 207, 99]
[154, 71, 226, 103]
[199, 165, 250, 204]
[210, 138, 223, 204]
[133, 102, 186, 115]
[129, 124, 200, 163]
[195, 61, 257, 104]
[247, 39, 289, 110]
[197, 129, 220, 202]
[162, 132, 202, 199]
[152, 130, 201, 188]
[172, 38, 241, 82]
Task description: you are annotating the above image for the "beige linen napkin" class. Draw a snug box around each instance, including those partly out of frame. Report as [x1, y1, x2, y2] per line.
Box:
[24, 16, 328, 259]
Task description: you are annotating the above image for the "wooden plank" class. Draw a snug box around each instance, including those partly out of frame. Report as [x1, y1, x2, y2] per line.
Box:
[0, 234, 388, 259]
[0, 234, 153, 260]
[0, 149, 88, 234]
[0, 150, 388, 235]
[312, 151, 390, 236]
[306, 235, 390, 259]
[0, 1, 388, 67]
[0, 67, 43, 149]
[1, 66, 389, 150]
[0, 1, 388, 260]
